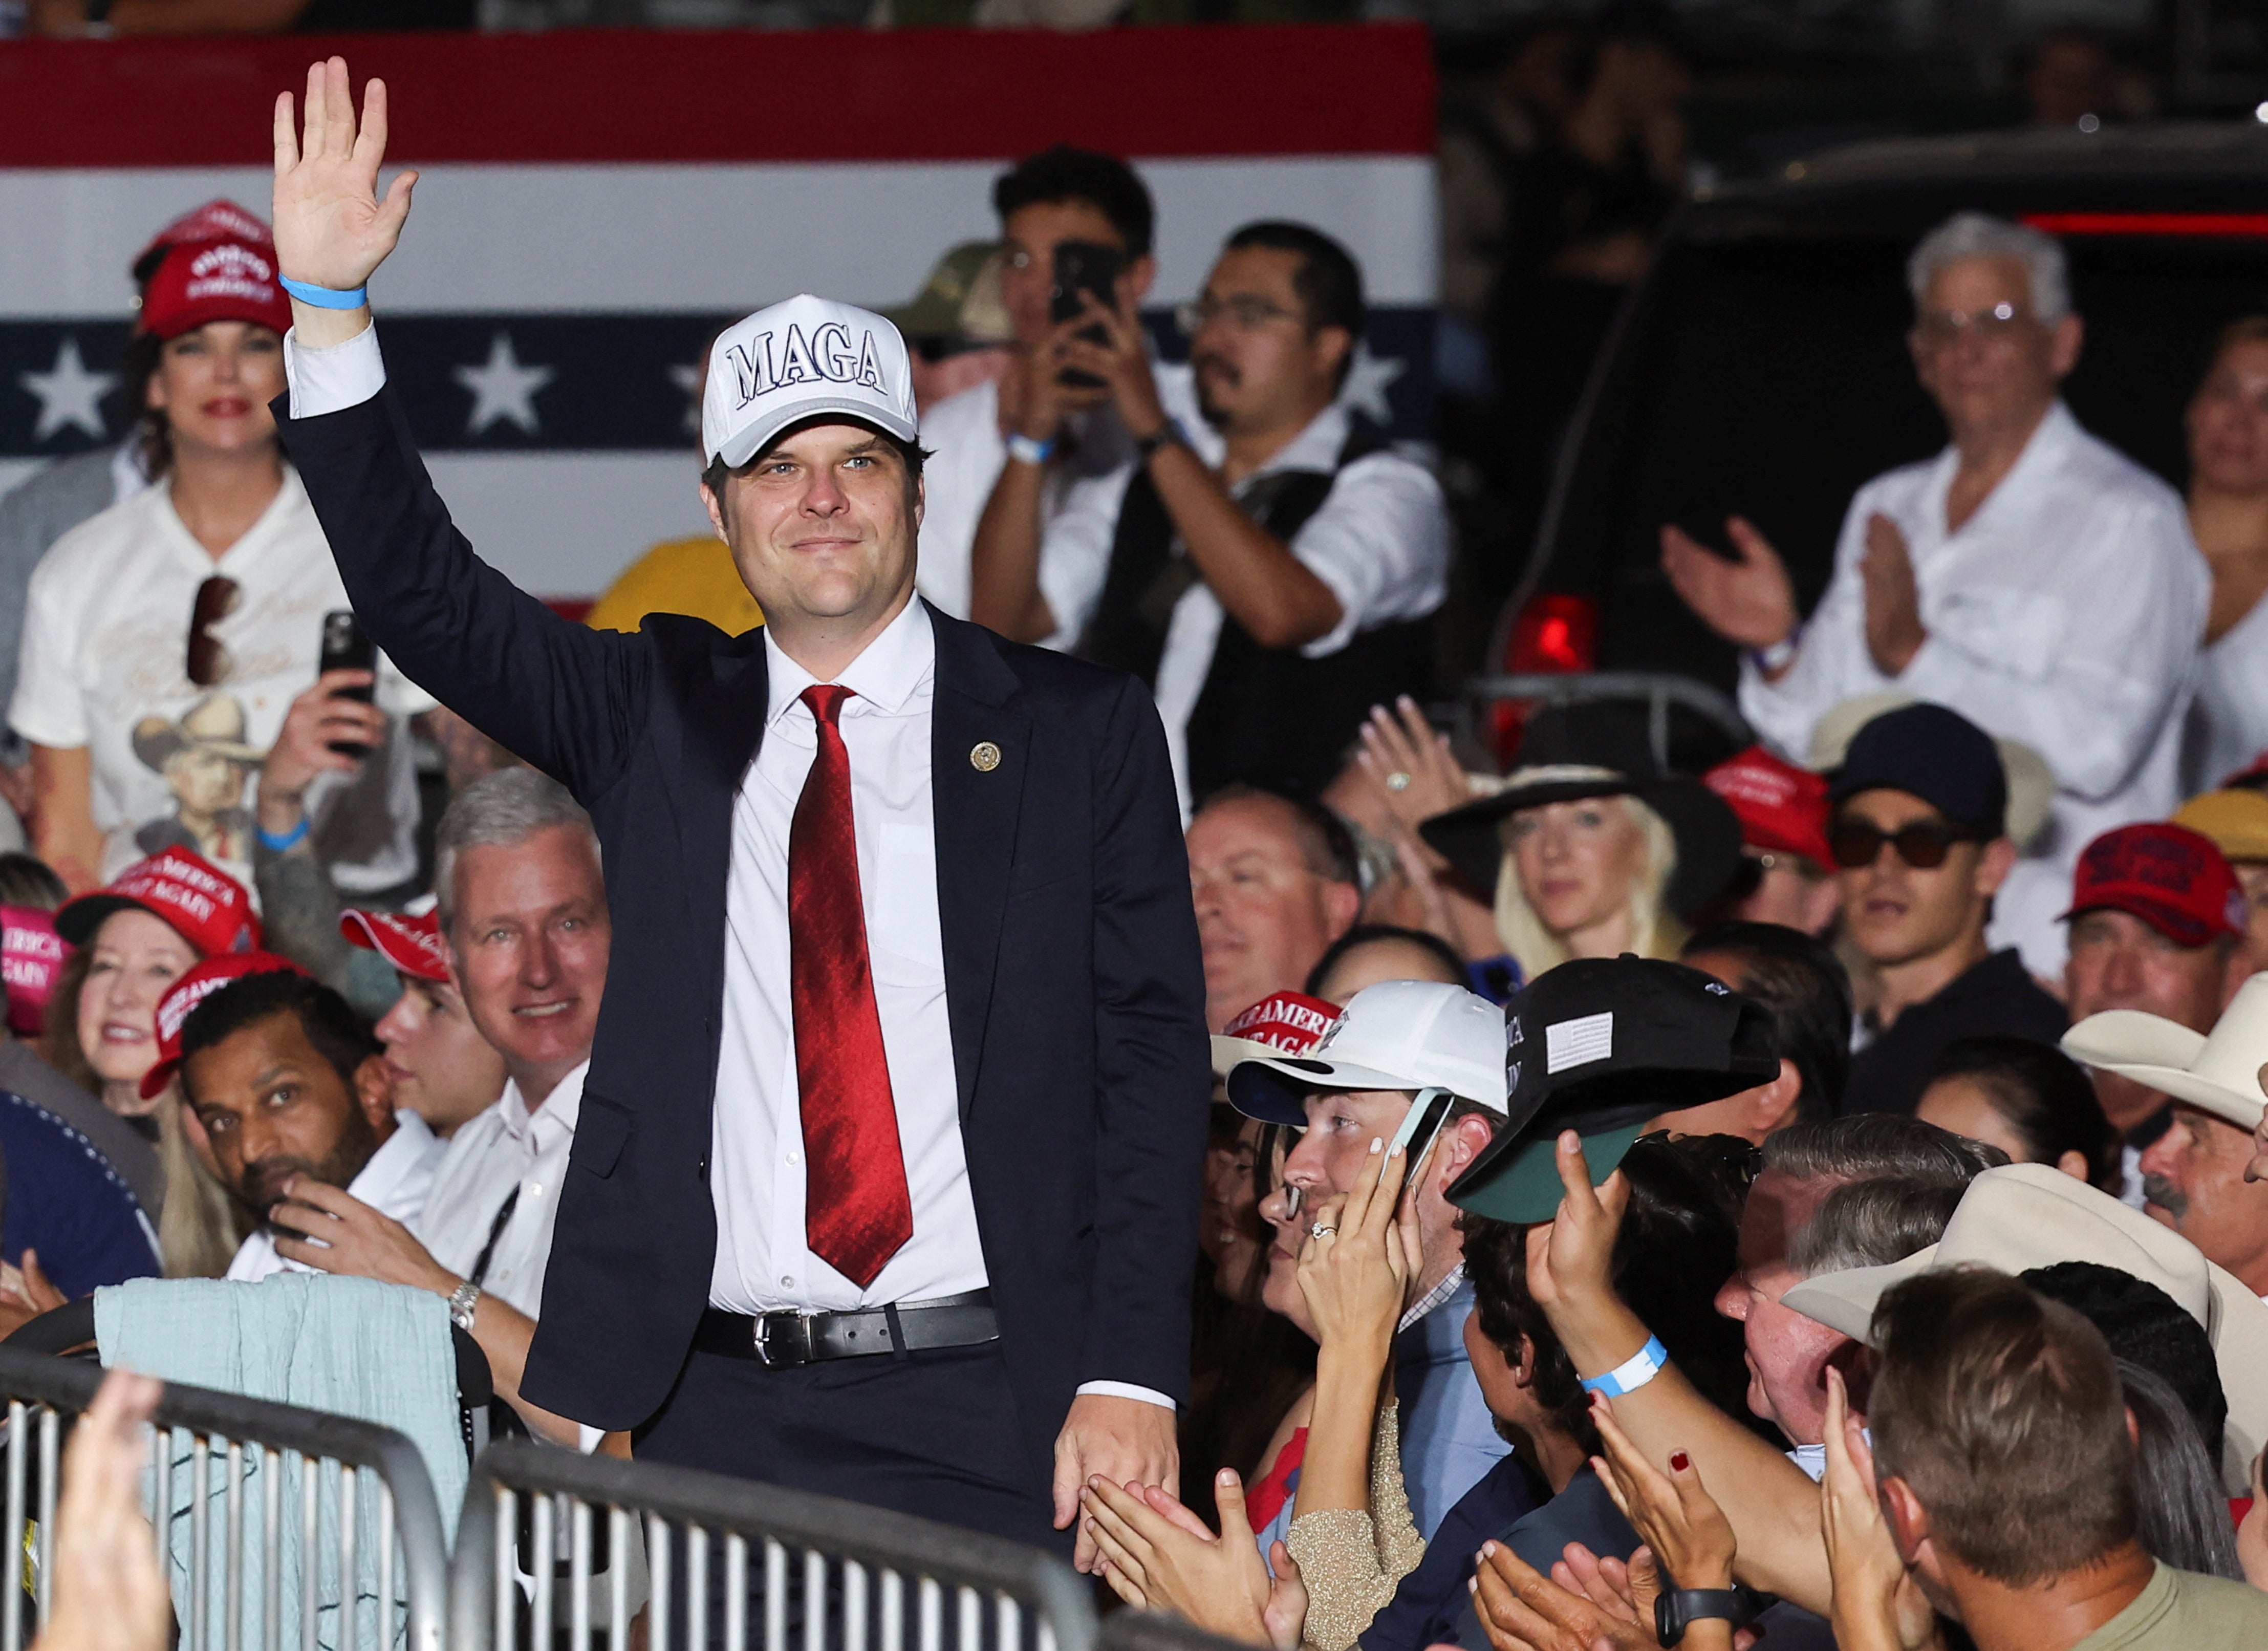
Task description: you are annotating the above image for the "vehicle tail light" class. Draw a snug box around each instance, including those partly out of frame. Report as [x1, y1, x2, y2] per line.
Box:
[1489, 593, 1598, 768]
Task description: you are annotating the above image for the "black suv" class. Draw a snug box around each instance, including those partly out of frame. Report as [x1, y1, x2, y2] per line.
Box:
[1488, 120, 2268, 764]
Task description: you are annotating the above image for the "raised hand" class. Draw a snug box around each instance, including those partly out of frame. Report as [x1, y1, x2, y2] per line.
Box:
[1526, 1131, 1630, 1316]
[1355, 698, 1472, 828]
[1859, 513, 1926, 676]
[1297, 1138, 1414, 1362]
[1589, 1395, 1737, 1592]
[1660, 517, 1798, 654]
[272, 56, 417, 296]
[1820, 1368, 1938, 1651]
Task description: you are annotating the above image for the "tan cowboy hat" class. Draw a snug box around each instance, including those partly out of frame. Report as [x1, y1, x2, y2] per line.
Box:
[2060, 972, 2268, 1131]
[1783, 1162, 2268, 1490]
[1807, 692, 2054, 853]
[131, 694, 265, 772]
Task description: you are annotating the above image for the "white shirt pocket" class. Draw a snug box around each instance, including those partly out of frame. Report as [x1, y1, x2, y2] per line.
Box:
[868, 820, 945, 974]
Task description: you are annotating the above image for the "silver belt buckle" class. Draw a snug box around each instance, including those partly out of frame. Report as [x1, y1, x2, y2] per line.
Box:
[752, 1311, 810, 1368]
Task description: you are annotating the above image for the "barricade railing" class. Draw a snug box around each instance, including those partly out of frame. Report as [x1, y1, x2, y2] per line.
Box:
[1094, 1609, 1255, 1651]
[0, 1344, 449, 1651]
[451, 1439, 1098, 1651]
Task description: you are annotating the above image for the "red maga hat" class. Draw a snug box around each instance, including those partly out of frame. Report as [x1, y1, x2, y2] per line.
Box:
[138, 235, 292, 342]
[0, 907, 68, 1039]
[141, 950, 309, 1100]
[2063, 822, 2246, 949]
[134, 199, 275, 269]
[340, 908, 450, 984]
[1209, 989, 1341, 1080]
[56, 846, 261, 960]
[1704, 745, 1833, 870]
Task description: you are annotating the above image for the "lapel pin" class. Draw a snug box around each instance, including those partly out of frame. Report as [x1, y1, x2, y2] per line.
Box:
[970, 741, 1002, 773]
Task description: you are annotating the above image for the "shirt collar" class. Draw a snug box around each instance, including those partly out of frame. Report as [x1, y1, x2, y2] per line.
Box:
[1233, 400, 1352, 488]
[1400, 1261, 1467, 1334]
[762, 595, 934, 727]
[500, 1059, 589, 1141]
[348, 1108, 437, 1211]
[1926, 399, 2076, 529]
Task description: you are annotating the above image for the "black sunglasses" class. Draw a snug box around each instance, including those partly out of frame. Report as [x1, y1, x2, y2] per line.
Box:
[1829, 817, 1986, 871]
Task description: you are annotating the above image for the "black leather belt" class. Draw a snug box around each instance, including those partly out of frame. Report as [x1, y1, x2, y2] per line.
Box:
[695, 1289, 998, 1369]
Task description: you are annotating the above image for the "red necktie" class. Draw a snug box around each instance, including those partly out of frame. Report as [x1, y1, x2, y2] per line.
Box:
[789, 684, 913, 1288]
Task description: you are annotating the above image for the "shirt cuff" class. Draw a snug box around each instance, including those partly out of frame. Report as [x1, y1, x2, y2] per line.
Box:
[285, 321, 387, 420]
[1076, 1380, 1177, 1412]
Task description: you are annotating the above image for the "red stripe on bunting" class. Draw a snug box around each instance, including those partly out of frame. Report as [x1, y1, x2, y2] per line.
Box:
[2022, 212, 2268, 239]
[0, 24, 1435, 168]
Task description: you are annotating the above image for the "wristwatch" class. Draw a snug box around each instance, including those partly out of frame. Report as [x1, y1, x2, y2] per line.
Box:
[1135, 420, 1187, 462]
[447, 1279, 482, 1333]
[1654, 1585, 1764, 1647]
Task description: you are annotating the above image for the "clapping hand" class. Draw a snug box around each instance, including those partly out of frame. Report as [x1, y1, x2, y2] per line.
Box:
[1659, 518, 1798, 655]
[1859, 514, 1926, 676]
[273, 57, 417, 300]
[1820, 1368, 1940, 1651]
[1081, 1470, 1305, 1651]
[1589, 1396, 1737, 1596]
[1355, 699, 1473, 829]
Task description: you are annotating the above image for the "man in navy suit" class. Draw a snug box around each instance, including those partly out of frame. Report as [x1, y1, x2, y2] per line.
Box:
[267, 59, 1207, 1560]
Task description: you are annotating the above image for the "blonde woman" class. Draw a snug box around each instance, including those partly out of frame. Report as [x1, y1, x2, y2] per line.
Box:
[1422, 703, 1742, 981]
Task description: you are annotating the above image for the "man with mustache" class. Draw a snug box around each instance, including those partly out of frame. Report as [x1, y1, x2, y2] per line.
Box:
[969, 221, 1449, 811]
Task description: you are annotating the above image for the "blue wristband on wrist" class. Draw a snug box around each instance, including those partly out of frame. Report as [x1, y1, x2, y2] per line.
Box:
[1004, 432, 1055, 467]
[256, 818, 312, 853]
[278, 275, 370, 310]
[1581, 1335, 1669, 1398]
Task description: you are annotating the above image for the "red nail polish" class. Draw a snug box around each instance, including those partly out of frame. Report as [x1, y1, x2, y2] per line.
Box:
[1670, 1451, 1691, 1472]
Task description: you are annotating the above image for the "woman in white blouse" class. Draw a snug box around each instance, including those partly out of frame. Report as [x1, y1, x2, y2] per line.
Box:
[2186, 318, 2268, 789]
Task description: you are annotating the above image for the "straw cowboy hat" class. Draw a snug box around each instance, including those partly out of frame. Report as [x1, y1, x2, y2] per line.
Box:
[1783, 1162, 2268, 1490]
[2060, 971, 2268, 1132]
[1806, 691, 2055, 853]
[131, 694, 265, 774]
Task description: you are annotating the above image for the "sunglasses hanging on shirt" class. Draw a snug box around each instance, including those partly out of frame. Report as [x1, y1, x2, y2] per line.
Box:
[186, 575, 241, 688]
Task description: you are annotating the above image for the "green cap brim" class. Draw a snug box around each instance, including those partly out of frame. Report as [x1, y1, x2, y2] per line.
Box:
[1446, 1123, 1647, 1224]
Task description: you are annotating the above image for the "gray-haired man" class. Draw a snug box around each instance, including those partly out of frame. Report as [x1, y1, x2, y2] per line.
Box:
[267, 767, 611, 1445]
[1660, 210, 2206, 979]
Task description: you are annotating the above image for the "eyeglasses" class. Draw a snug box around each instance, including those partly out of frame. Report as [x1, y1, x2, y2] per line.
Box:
[1912, 302, 2031, 351]
[1176, 295, 1301, 336]
[187, 575, 240, 688]
[1828, 817, 1987, 871]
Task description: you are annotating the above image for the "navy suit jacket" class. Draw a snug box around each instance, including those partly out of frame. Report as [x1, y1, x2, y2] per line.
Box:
[274, 389, 1211, 1474]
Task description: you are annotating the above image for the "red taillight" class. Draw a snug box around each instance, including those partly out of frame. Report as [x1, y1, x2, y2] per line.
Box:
[1491, 594, 1599, 767]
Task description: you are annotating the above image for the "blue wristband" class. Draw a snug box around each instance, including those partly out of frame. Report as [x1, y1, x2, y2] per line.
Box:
[278, 275, 369, 310]
[1581, 1335, 1669, 1398]
[256, 818, 312, 853]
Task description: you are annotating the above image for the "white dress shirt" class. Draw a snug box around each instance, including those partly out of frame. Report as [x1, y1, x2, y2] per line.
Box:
[414, 1061, 586, 1320]
[2191, 593, 2268, 791]
[285, 324, 1169, 1409]
[1035, 373, 1451, 813]
[1740, 401, 2208, 977]
[227, 1108, 445, 1282]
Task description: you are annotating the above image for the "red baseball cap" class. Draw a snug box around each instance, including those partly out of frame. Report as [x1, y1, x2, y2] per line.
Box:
[2062, 822, 2247, 949]
[138, 235, 292, 342]
[0, 908, 68, 1039]
[1209, 989, 1341, 1080]
[141, 950, 309, 1101]
[134, 199, 275, 271]
[56, 846, 262, 959]
[340, 908, 450, 984]
[1704, 745, 1833, 870]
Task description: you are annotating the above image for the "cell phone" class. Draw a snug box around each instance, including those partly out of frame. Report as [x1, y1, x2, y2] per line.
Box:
[1388, 1086, 1455, 1166]
[317, 609, 377, 760]
[1051, 240, 1124, 390]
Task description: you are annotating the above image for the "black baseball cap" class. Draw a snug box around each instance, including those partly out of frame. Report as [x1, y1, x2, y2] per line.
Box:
[1828, 702, 2006, 838]
[1446, 955, 1780, 1224]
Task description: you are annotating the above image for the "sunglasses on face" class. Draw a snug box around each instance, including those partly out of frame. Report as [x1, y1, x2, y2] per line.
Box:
[187, 574, 240, 688]
[1829, 816, 1985, 871]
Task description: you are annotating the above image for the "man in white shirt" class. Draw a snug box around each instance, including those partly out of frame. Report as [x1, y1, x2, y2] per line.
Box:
[971, 222, 1449, 812]
[268, 62, 1203, 1562]
[265, 767, 609, 1447]
[1662, 211, 2208, 977]
[917, 145, 1159, 620]
[157, 959, 445, 1284]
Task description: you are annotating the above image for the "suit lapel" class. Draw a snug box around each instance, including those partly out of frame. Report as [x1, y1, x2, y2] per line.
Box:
[928, 608, 1028, 1121]
[675, 630, 771, 1006]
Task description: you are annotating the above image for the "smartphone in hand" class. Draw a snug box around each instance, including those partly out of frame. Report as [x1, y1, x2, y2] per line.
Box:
[317, 609, 377, 760]
[1051, 240, 1124, 390]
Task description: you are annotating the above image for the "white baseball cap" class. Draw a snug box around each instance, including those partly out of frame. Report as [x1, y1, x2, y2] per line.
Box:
[1226, 979, 1509, 1127]
[702, 294, 919, 470]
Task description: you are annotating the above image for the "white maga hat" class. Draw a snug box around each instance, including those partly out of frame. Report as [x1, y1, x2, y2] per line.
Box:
[702, 294, 919, 470]
[2060, 971, 2268, 1131]
[1782, 1161, 2268, 1490]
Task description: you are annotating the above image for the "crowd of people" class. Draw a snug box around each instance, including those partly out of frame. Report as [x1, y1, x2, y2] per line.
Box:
[8, 46, 2268, 1651]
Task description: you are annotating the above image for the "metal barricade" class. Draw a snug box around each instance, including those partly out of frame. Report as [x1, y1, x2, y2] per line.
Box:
[452, 1439, 1097, 1651]
[0, 1344, 449, 1651]
[1094, 1611, 1252, 1651]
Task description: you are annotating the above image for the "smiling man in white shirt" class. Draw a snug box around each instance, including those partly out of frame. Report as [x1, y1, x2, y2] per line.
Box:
[1663, 211, 2208, 978]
